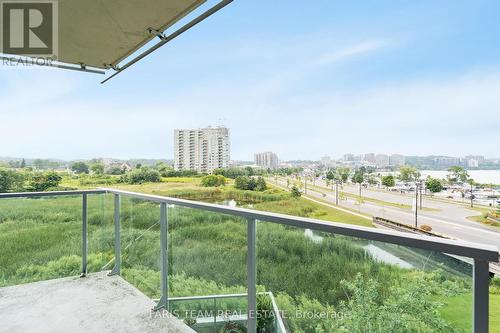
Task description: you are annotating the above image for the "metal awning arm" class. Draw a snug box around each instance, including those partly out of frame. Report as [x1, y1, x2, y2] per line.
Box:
[0, 55, 105, 74]
[101, 0, 233, 84]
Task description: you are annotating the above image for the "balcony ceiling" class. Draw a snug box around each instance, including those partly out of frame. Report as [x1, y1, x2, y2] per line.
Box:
[5, 0, 206, 69]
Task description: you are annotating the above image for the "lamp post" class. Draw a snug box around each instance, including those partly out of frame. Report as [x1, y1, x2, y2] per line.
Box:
[469, 179, 475, 208]
[335, 180, 339, 205]
[414, 179, 422, 229]
[419, 180, 423, 209]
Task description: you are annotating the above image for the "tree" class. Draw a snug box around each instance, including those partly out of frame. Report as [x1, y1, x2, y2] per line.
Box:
[425, 177, 443, 194]
[447, 166, 469, 183]
[107, 166, 125, 175]
[313, 171, 321, 186]
[155, 162, 173, 176]
[326, 170, 335, 190]
[352, 171, 364, 208]
[255, 177, 267, 191]
[234, 176, 267, 191]
[337, 167, 350, 183]
[71, 162, 89, 174]
[32, 159, 44, 170]
[201, 175, 227, 187]
[398, 165, 420, 182]
[352, 171, 364, 185]
[290, 185, 301, 199]
[234, 176, 251, 190]
[27, 171, 62, 191]
[20, 158, 26, 168]
[120, 167, 161, 184]
[90, 162, 104, 175]
[245, 166, 255, 176]
[381, 175, 395, 187]
[0, 169, 24, 193]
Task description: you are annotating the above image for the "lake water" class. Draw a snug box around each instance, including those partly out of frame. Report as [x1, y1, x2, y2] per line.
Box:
[421, 170, 500, 184]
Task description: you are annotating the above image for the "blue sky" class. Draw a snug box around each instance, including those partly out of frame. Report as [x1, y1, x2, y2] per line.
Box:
[0, 0, 499, 161]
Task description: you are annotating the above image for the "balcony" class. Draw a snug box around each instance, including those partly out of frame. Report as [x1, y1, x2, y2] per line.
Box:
[0, 189, 498, 333]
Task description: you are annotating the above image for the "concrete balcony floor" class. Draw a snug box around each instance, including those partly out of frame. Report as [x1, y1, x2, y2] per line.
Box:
[0, 272, 194, 333]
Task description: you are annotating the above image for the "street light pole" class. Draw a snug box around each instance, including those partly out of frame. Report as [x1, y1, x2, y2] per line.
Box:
[470, 181, 474, 208]
[335, 180, 339, 205]
[419, 180, 423, 209]
[415, 182, 419, 229]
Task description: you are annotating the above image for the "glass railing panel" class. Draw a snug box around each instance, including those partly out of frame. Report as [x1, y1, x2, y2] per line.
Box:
[86, 193, 115, 274]
[119, 196, 161, 298]
[256, 221, 473, 333]
[168, 205, 248, 331]
[169, 295, 248, 333]
[0, 195, 89, 286]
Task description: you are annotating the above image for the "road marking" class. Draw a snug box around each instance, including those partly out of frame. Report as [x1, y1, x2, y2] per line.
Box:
[268, 181, 371, 221]
[309, 187, 500, 237]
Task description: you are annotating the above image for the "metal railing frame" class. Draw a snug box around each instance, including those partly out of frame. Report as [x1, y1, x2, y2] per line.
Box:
[166, 292, 287, 332]
[0, 188, 498, 333]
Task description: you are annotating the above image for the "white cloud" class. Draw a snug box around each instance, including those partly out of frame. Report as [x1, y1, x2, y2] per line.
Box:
[0, 34, 498, 161]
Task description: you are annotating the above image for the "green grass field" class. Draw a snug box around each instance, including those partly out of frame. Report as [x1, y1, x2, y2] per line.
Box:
[438, 292, 500, 333]
[1, 176, 497, 332]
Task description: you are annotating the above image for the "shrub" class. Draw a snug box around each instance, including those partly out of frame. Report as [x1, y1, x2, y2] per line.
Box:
[257, 294, 275, 333]
[120, 167, 161, 184]
[381, 175, 395, 187]
[290, 185, 301, 199]
[0, 168, 24, 193]
[426, 177, 443, 193]
[201, 174, 227, 187]
[106, 166, 125, 175]
[234, 176, 267, 191]
[71, 161, 89, 174]
[27, 171, 62, 191]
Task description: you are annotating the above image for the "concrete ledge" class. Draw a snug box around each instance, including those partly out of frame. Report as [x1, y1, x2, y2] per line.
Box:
[0, 272, 195, 333]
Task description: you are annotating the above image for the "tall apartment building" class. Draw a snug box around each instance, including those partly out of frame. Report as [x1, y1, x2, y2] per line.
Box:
[255, 152, 279, 169]
[174, 126, 230, 173]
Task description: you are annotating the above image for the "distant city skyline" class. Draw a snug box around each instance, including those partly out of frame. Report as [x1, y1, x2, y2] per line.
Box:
[0, 152, 497, 164]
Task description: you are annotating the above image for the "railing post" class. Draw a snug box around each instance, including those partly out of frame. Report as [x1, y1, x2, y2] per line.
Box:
[154, 202, 169, 311]
[108, 194, 121, 276]
[247, 218, 257, 333]
[473, 259, 489, 333]
[213, 297, 217, 330]
[80, 193, 88, 277]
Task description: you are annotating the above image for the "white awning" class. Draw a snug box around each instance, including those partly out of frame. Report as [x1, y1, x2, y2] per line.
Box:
[58, 0, 206, 69]
[1, 0, 231, 80]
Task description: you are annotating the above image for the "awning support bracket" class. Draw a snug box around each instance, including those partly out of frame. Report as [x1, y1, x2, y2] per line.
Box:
[101, 0, 233, 84]
[147, 28, 166, 40]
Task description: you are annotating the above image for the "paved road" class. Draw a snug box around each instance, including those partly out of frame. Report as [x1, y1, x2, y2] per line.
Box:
[271, 177, 500, 250]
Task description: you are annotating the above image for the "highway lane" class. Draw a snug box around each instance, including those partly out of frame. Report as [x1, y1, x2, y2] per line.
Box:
[270, 178, 500, 250]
